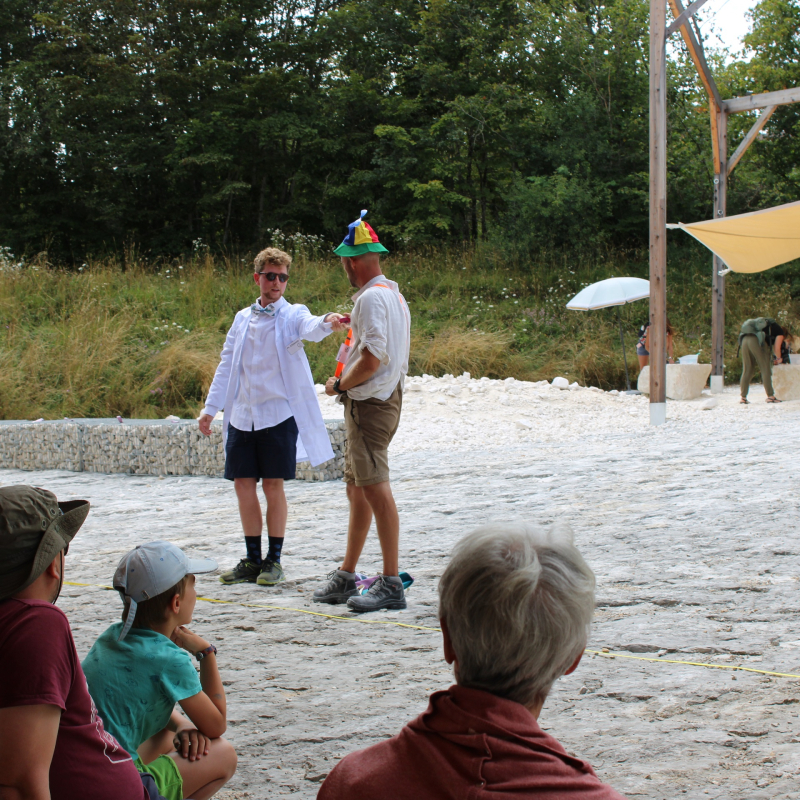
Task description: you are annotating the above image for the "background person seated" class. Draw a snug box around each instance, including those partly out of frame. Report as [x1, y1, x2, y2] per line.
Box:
[318, 523, 627, 799]
[0, 486, 156, 800]
[636, 319, 675, 368]
[83, 542, 237, 800]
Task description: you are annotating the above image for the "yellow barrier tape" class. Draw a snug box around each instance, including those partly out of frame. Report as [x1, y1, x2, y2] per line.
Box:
[64, 581, 800, 679]
[64, 581, 440, 632]
[585, 649, 800, 679]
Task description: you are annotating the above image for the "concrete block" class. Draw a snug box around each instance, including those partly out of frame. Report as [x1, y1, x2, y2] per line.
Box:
[772, 365, 800, 401]
[637, 364, 712, 400]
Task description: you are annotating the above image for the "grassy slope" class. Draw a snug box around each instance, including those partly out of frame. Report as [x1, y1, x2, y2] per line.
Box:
[0, 246, 796, 420]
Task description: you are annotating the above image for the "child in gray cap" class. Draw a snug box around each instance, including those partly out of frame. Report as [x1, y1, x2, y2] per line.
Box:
[83, 541, 237, 800]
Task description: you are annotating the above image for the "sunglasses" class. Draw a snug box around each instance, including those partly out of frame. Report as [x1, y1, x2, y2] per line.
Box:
[257, 271, 289, 283]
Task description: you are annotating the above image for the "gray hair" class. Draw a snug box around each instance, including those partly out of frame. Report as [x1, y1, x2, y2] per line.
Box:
[438, 523, 596, 708]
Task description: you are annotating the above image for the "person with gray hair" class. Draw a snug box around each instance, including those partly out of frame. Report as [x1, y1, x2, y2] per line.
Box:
[318, 523, 627, 799]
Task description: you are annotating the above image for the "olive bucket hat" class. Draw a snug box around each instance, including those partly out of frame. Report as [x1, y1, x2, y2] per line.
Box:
[0, 485, 90, 601]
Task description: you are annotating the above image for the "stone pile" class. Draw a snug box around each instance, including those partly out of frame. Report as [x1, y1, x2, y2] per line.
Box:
[0, 420, 345, 482]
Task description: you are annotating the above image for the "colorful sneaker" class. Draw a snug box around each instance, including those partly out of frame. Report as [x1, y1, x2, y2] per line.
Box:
[312, 570, 359, 604]
[346, 575, 406, 613]
[218, 558, 261, 585]
[256, 559, 285, 586]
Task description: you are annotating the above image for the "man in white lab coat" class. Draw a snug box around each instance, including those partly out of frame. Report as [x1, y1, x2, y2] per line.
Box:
[199, 247, 347, 586]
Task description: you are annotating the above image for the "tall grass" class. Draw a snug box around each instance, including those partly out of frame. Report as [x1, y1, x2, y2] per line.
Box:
[0, 244, 797, 419]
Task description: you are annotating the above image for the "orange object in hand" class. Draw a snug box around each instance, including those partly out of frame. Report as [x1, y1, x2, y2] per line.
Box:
[335, 328, 353, 378]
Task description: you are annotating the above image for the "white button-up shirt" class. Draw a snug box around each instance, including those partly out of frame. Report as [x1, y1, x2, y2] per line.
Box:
[228, 297, 293, 431]
[343, 275, 410, 401]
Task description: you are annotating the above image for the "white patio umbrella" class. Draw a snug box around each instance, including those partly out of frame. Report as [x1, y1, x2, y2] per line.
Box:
[566, 277, 650, 391]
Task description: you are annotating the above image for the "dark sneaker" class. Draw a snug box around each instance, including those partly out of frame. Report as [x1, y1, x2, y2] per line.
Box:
[346, 575, 406, 613]
[256, 559, 285, 586]
[312, 570, 359, 604]
[219, 558, 261, 585]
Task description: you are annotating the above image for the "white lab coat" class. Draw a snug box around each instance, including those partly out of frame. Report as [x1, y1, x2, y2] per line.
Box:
[203, 302, 335, 466]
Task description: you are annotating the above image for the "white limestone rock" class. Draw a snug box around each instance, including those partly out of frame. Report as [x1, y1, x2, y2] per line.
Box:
[552, 376, 570, 389]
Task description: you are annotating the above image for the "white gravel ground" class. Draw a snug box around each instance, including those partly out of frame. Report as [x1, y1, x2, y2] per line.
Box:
[4, 374, 800, 800]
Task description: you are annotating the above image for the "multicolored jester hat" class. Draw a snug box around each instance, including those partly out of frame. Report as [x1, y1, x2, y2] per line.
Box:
[333, 210, 389, 258]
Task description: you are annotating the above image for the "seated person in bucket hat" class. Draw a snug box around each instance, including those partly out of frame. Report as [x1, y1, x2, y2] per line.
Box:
[0, 485, 158, 800]
[319, 523, 627, 800]
[82, 542, 237, 800]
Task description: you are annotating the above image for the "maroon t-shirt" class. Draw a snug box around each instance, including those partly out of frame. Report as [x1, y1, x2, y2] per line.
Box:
[319, 684, 628, 800]
[0, 598, 147, 800]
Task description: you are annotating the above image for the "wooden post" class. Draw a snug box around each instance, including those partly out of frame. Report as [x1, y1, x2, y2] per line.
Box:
[710, 109, 727, 392]
[649, 0, 667, 425]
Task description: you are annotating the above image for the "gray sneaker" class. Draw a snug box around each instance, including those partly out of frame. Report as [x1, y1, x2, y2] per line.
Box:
[256, 559, 285, 586]
[219, 558, 261, 585]
[346, 575, 406, 613]
[312, 570, 359, 604]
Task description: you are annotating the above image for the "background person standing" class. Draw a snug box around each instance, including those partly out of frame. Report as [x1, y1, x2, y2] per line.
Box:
[315, 211, 411, 613]
[738, 317, 789, 404]
[199, 248, 347, 586]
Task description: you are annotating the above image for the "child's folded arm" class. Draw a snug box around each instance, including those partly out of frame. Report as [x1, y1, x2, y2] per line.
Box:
[180, 690, 227, 739]
[171, 624, 227, 738]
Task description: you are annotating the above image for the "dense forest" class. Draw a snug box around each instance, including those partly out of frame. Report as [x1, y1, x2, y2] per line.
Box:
[0, 0, 798, 262]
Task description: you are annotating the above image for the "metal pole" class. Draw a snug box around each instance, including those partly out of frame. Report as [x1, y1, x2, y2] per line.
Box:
[617, 306, 631, 391]
[710, 109, 727, 393]
[649, 0, 667, 425]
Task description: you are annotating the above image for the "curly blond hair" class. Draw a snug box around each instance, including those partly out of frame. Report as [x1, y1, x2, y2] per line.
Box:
[254, 247, 292, 273]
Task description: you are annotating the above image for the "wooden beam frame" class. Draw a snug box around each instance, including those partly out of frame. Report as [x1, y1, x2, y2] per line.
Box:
[728, 106, 776, 174]
[667, 0, 723, 111]
[667, 0, 724, 170]
[654, 0, 799, 398]
[665, 0, 710, 37]
[725, 87, 800, 114]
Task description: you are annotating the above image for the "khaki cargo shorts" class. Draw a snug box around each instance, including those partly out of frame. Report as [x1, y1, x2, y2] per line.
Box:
[342, 383, 403, 486]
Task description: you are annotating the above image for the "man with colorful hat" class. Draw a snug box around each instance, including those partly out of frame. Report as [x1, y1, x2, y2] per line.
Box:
[314, 211, 411, 612]
[0, 485, 158, 800]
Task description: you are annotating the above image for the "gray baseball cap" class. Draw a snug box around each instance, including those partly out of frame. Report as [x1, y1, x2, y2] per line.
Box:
[0, 486, 90, 601]
[114, 541, 217, 640]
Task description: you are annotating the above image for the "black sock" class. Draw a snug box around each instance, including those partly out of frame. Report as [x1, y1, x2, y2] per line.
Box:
[267, 536, 284, 564]
[245, 536, 262, 565]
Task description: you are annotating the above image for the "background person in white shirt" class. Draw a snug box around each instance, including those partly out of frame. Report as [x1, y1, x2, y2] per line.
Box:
[314, 211, 411, 613]
[199, 248, 347, 586]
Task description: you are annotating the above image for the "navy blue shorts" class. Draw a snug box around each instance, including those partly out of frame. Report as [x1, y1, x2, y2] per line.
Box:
[224, 418, 298, 481]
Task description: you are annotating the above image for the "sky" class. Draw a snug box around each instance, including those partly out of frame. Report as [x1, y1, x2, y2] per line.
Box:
[693, 0, 759, 55]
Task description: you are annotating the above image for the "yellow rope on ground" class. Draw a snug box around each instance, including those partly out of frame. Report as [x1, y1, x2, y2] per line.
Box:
[64, 581, 441, 632]
[584, 649, 800, 679]
[64, 581, 800, 679]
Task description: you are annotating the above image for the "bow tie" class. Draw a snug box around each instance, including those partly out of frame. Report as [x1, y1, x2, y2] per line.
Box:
[251, 302, 277, 316]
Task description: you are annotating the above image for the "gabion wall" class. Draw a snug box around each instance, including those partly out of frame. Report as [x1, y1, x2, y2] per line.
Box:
[0, 420, 345, 482]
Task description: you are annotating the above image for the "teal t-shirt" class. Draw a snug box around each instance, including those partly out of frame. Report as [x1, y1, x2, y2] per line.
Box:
[82, 622, 203, 758]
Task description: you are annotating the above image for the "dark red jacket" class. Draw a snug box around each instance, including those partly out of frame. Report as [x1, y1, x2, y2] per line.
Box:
[319, 684, 627, 800]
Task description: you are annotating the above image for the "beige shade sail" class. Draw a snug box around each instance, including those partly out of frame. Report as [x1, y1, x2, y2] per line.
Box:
[668, 200, 800, 273]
